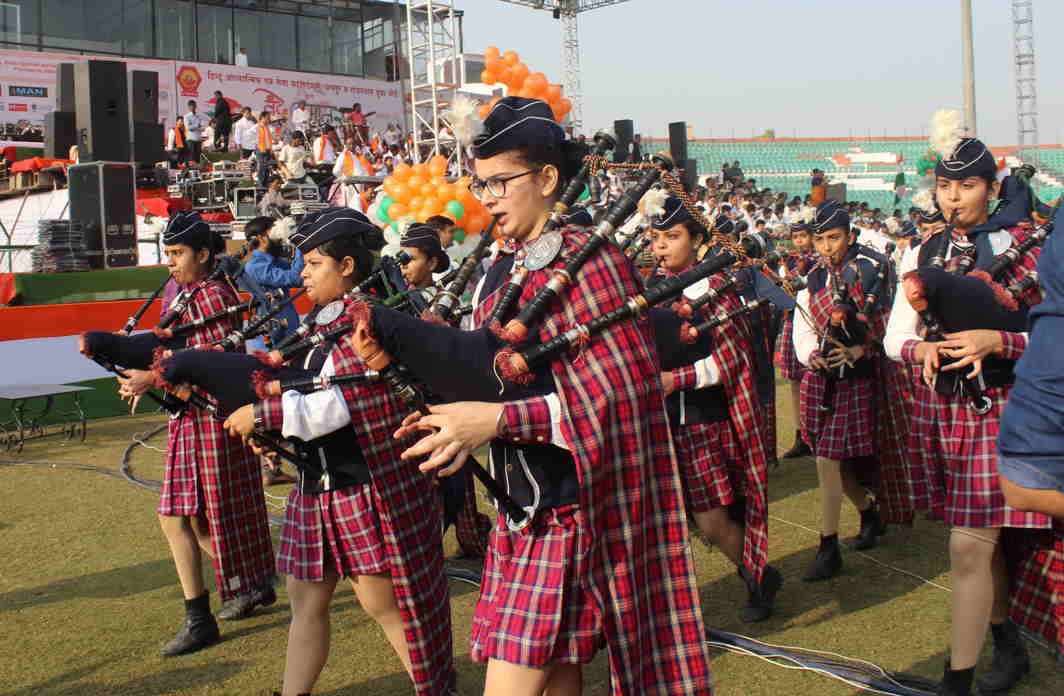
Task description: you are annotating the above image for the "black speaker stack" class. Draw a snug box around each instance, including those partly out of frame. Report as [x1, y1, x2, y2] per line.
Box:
[68, 162, 138, 269]
[668, 121, 698, 193]
[613, 119, 633, 164]
[75, 60, 130, 162]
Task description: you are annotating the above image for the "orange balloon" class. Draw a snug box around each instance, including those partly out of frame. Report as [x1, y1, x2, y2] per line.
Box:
[392, 162, 411, 180]
[503, 50, 519, 67]
[407, 174, 426, 191]
[426, 198, 445, 216]
[485, 45, 500, 60]
[437, 183, 456, 202]
[486, 57, 505, 74]
[412, 162, 429, 178]
[383, 179, 398, 198]
[419, 182, 434, 198]
[497, 67, 513, 86]
[478, 103, 491, 120]
[511, 62, 529, 85]
[392, 182, 411, 203]
[429, 155, 448, 176]
[409, 196, 424, 212]
[465, 214, 484, 236]
[389, 203, 408, 219]
[480, 69, 497, 85]
[526, 72, 547, 93]
[458, 187, 476, 207]
[415, 210, 428, 223]
[546, 84, 562, 102]
[558, 98, 572, 115]
[518, 86, 536, 99]
[550, 103, 564, 122]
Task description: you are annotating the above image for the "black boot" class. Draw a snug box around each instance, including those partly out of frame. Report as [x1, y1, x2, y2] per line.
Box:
[802, 534, 842, 582]
[217, 579, 277, 621]
[853, 503, 887, 550]
[782, 430, 812, 459]
[937, 663, 975, 696]
[739, 564, 783, 623]
[161, 592, 220, 657]
[976, 620, 1030, 694]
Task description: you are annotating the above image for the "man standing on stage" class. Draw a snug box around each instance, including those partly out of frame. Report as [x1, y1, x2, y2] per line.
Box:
[184, 100, 207, 166]
[212, 91, 232, 152]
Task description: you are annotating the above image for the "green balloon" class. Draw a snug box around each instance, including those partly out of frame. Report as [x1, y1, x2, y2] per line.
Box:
[453, 228, 466, 244]
[577, 184, 590, 201]
[380, 195, 396, 218]
[378, 205, 391, 224]
[445, 200, 465, 220]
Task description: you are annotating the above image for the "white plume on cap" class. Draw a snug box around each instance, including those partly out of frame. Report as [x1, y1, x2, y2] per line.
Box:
[641, 187, 669, 220]
[269, 216, 295, 242]
[799, 205, 816, 224]
[911, 187, 936, 214]
[446, 94, 485, 147]
[380, 215, 413, 258]
[929, 109, 964, 161]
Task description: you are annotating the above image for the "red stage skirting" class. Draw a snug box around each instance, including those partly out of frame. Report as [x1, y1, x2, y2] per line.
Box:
[136, 197, 192, 217]
[11, 157, 71, 173]
[202, 212, 234, 223]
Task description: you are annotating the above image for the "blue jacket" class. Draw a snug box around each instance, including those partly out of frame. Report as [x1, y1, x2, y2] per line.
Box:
[243, 249, 304, 344]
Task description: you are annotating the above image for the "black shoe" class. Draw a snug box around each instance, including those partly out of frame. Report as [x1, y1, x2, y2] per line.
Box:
[160, 613, 220, 656]
[782, 431, 812, 459]
[739, 565, 783, 623]
[217, 582, 277, 621]
[937, 663, 974, 696]
[853, 504, 887, 550]
[976, 621, 1030, 694]
[802, 534, 842, 582]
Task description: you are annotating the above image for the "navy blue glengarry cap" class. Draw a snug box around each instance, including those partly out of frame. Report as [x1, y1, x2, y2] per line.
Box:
[917, 207, 945, 224]
[713, 214, 735, 237]
[935, 137, 997, 181]
[472, 97, 565, 159]
[651, 196, 694, 231]
[163, 210, 214, 248]
[811, 200, 851, 233]
[400, 223, 450, 272]
[290, 207, 384, 254]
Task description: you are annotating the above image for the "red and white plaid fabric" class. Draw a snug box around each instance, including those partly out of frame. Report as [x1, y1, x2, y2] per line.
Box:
[673, 422, 739, 512]
[471, 506, 605, 666]
[1009, 524, 1064, 658]
[157, 279, 274, 601]
[799, 371, 876, 460]
[277, 484, 388, 580]
[261, 303, 455, 695]
[474, 230, 714, 695]
[774, 310, 804, 381]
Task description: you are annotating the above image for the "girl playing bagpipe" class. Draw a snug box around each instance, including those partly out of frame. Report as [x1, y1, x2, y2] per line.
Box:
[221, 208, 456, 696]
[776, 220, 817, 459]
[114, 210, 275, 655]
[650, 196, 781, 623]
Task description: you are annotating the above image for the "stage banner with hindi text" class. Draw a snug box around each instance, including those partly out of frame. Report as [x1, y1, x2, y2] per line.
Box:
[171, 61, 403, 137]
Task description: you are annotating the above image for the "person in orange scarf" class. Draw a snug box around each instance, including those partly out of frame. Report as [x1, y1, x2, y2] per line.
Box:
[167, 116, 189, 168]
[328, 136, 368, 207]
[254, 111, 274, 188]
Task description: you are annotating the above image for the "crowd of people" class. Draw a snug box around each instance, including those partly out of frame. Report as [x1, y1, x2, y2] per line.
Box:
[103, 96, 1063, 696]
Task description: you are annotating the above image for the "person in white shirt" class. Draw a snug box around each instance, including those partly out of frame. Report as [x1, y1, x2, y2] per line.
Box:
[382, 123, 400, 149]
[235, 48, 248, 67]
[278, 133, 311, 184]
[183, 100, 207, 165]
[327, 136, 368, 206]
[233, 107, 257, 158]
[290, 100, 309, 138]
[312, 125, 339, 165]
[201, 120, 215, 153]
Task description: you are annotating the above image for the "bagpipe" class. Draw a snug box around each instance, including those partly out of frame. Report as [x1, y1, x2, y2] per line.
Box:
[495, 153, 675, 344]
[902, 214, 1056, 413]
[486, 133, 616, 331]
[120, 275, 170, 335]
[423, 224, 496, 325]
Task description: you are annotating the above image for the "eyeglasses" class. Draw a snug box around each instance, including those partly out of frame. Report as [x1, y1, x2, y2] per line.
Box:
[470, 168, 542, 200]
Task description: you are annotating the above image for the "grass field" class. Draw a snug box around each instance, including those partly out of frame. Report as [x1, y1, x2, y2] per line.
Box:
[1, 381, 1061, 696]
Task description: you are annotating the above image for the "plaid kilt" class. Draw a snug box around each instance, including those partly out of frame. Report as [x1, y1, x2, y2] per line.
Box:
[454, 468, 492, 558]
[470, 507, 604, 667]
[774, 310, 803, 381]
[158, 281, 274, 601]
[906, 385, 1051, 530]
[799, 372, 876, 460]
[277, 484, 388, 581]
[673, 421, 740, 513]
[1008, 524, 1064, 658]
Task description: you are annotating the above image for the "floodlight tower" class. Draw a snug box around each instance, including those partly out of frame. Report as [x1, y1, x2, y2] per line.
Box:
[497, 0, 632, 135]
[406, 1, 462, 161]
[1011, 0, 1038, 146]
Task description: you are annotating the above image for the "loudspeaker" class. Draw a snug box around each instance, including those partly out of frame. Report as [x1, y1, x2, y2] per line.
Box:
[681, 158, 698, 194]
[613, 119, 633, 163]
[668, 121, 688, 167]
[44, 111, 77, 159]
[131, 70, 159, 124]
[68, 162, 138, 269]
[56, 63, 76, 113]
[826, 182, 847, 204]
[233, 186, 266, 218]
[132, 121, 165, 165]
[75, 60, 130, 162]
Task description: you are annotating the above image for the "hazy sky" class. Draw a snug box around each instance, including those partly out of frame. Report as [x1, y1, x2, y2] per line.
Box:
[459, 0, 1064, 146]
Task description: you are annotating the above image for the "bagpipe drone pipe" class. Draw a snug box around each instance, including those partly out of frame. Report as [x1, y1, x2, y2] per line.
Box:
[902, 211, 1057, 413]
[424, 225, 496, 325]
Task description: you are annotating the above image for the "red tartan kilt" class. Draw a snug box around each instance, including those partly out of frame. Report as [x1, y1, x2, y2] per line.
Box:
[799, 371, 876, 461]
[277, 484, 389, 581]
[908, 386, 1053, 530]
[470, 506, 604, 667]
[774, 312, 803, 382]
[673, 421, 741, 514]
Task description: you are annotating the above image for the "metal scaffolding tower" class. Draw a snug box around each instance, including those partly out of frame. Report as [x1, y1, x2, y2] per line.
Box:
[498, 0, 632, 135]
[1012, 0, 1038, 146]
[406, 1, 461, 162]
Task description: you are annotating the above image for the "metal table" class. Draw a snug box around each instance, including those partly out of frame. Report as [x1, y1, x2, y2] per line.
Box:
[0, 384, 92, 452]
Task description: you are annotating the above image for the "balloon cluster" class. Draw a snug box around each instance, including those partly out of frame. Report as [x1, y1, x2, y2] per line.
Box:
[373, 154, 491, 242]
[479, 46, 572, 122]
